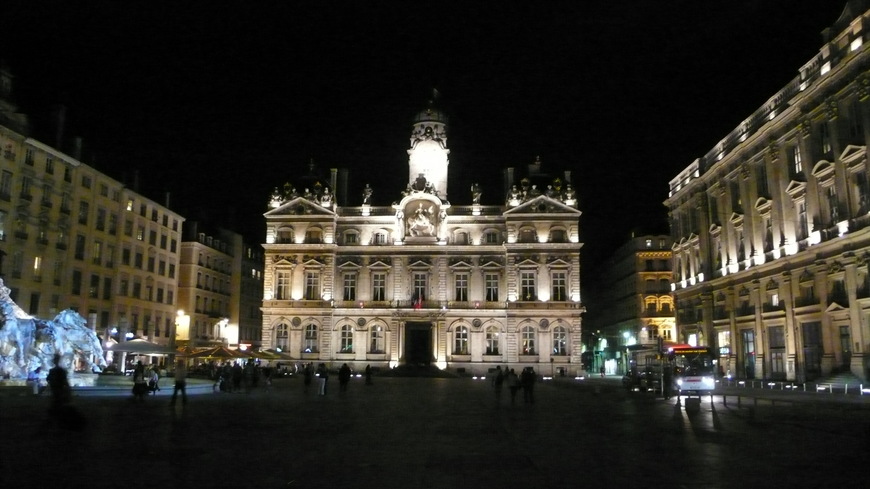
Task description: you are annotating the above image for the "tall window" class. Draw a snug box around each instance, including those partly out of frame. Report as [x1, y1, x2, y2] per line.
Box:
[32, 256, 42, 281]
[413, 272, 428, 301]
[275, 323, 289, 350]
[343, 273, 356, 301]
[485, 273, 499, 302]
[372, 272, 386, 301]
[827, 186, 838, 222]
[551, 270, 567, 301]
[304, 324, 318, 352]
[340, 324, 354, 353]
[791, 145, 803, 175]
[370, 325, 384, 353]
[820, 122, 832, 154]
[304, 271, 320, 300]
[484, 230, 500, 244]
[276, 270, 291, 300]
[485, 326, 500, 355]
[74, 235, 86, 260]
[552, 326, 567, 355]
[769, 326, 785, 376]
[521, 325, 536, 355]
[0, 170, 11, 199]
[520, 270, 537, 301]
[454, 272, 468, 301]
[96, 208, 106, 231]
[453, 326, 469, 355]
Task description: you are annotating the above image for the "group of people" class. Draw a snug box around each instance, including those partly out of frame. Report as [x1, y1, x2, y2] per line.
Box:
[211, 359, 267, 394]
[302, 363, 375, 395]
[490, 366, 537, 404]
[129, 360, 187, 405]
[130, 361, 161, 401]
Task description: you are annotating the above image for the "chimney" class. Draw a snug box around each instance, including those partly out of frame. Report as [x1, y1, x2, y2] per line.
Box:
[564, 170, 572, 183]
[52, 105, 66, 150]
[72, 137, 82, 161]
[133, 170, 140, 192]
[164, 191, 171, 209]
[337, 168, 349, 207]
[504, 167, 515, 198]
[330, 168, 338, 196]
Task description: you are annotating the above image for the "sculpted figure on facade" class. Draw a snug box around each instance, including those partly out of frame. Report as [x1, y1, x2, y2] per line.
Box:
[471, 183, 482, 204]
[408, 203, 436, 237]
[362, 184, 373, 205]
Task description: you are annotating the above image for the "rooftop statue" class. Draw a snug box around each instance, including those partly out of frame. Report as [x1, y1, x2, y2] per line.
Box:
[0, 279, 106, 379]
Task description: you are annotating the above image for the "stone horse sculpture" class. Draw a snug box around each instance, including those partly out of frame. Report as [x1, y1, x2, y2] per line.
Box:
[0, 279, 106, 379]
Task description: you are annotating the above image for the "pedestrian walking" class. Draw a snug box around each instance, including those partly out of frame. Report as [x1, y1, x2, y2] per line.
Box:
[316, 363, 328, 396]
[132, 361, 148, 402]
[521, 366, 536, 404]
[492, 366, 504, 400]
[148, 366, 161, 395]
[170, 360, 187, 406]
[364, 364, 374, 385]
[506, 368, 520, 405]
[303, 363, 313, 393]
[338, 363, 351, 392]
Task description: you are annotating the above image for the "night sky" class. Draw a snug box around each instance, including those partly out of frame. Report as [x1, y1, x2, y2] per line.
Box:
[0, 1, 849, 271]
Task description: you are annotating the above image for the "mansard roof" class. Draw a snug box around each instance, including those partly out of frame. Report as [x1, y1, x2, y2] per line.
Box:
[264, 197, 337, 218]
[504, 195, 581, 216]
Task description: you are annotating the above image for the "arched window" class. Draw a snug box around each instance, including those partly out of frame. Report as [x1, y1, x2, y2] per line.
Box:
[485, 326, 500, 355]
[277, 227, 294, 244]
[552, 326, 567, 355]
[454, 231, 469, 245]
[550, 229, 567, 243]
[454, 326, 469, 355]
[304, 324, 318, 353]
[369, 325, 384, 353]
[275, 323, 289, 350]
[519, 228, 536, 243]
[340, 324, 353, 353]
[521, 325, 536, 355]
[305, 228, 322, 244]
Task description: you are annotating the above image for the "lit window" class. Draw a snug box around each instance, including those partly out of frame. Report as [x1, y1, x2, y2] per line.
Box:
[340, 324, 353, 353]
[453, 326, 468, 355]
[552, 326, 567, 355]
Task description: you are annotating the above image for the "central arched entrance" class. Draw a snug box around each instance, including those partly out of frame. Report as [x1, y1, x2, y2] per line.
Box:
[404, 321, 432, 366]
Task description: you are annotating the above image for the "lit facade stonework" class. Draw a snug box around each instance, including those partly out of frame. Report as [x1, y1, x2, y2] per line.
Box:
[665, 4, 870, 382]
[0, 66, 184, 353]
[260, 103, 584, 375]
[587, 236, 675, 375]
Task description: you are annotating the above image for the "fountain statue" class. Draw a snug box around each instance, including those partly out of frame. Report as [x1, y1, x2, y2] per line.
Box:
[0, 278, 106, 380]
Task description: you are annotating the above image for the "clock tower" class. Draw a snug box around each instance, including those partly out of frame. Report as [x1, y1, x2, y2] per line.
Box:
[407, 98, 450, 199]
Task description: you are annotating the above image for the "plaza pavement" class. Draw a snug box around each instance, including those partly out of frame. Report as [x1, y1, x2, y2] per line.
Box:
[1, 374, 868, 489]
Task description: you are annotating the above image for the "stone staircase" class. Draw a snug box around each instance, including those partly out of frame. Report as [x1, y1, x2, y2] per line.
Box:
[811, 371, 866, 393]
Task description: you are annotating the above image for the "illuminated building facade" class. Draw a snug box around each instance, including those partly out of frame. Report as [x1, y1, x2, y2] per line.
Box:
[586, 235, 675, 375]
[260, 102, 584, 375]
[0, 65, 184, 353]
[665, 2, 870, 381]
[177, 222, 264, 349]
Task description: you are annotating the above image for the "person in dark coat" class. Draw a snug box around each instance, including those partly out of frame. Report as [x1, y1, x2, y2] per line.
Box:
[520, 367, 536, 404]
[46, 353, 71, 411]
[364, 364, 374, 385]
[316, 363, 329, 396]
[338, 363, 352, 392]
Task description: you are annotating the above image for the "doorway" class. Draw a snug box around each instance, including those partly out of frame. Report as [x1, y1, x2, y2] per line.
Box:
[404, 322, 432, 366]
